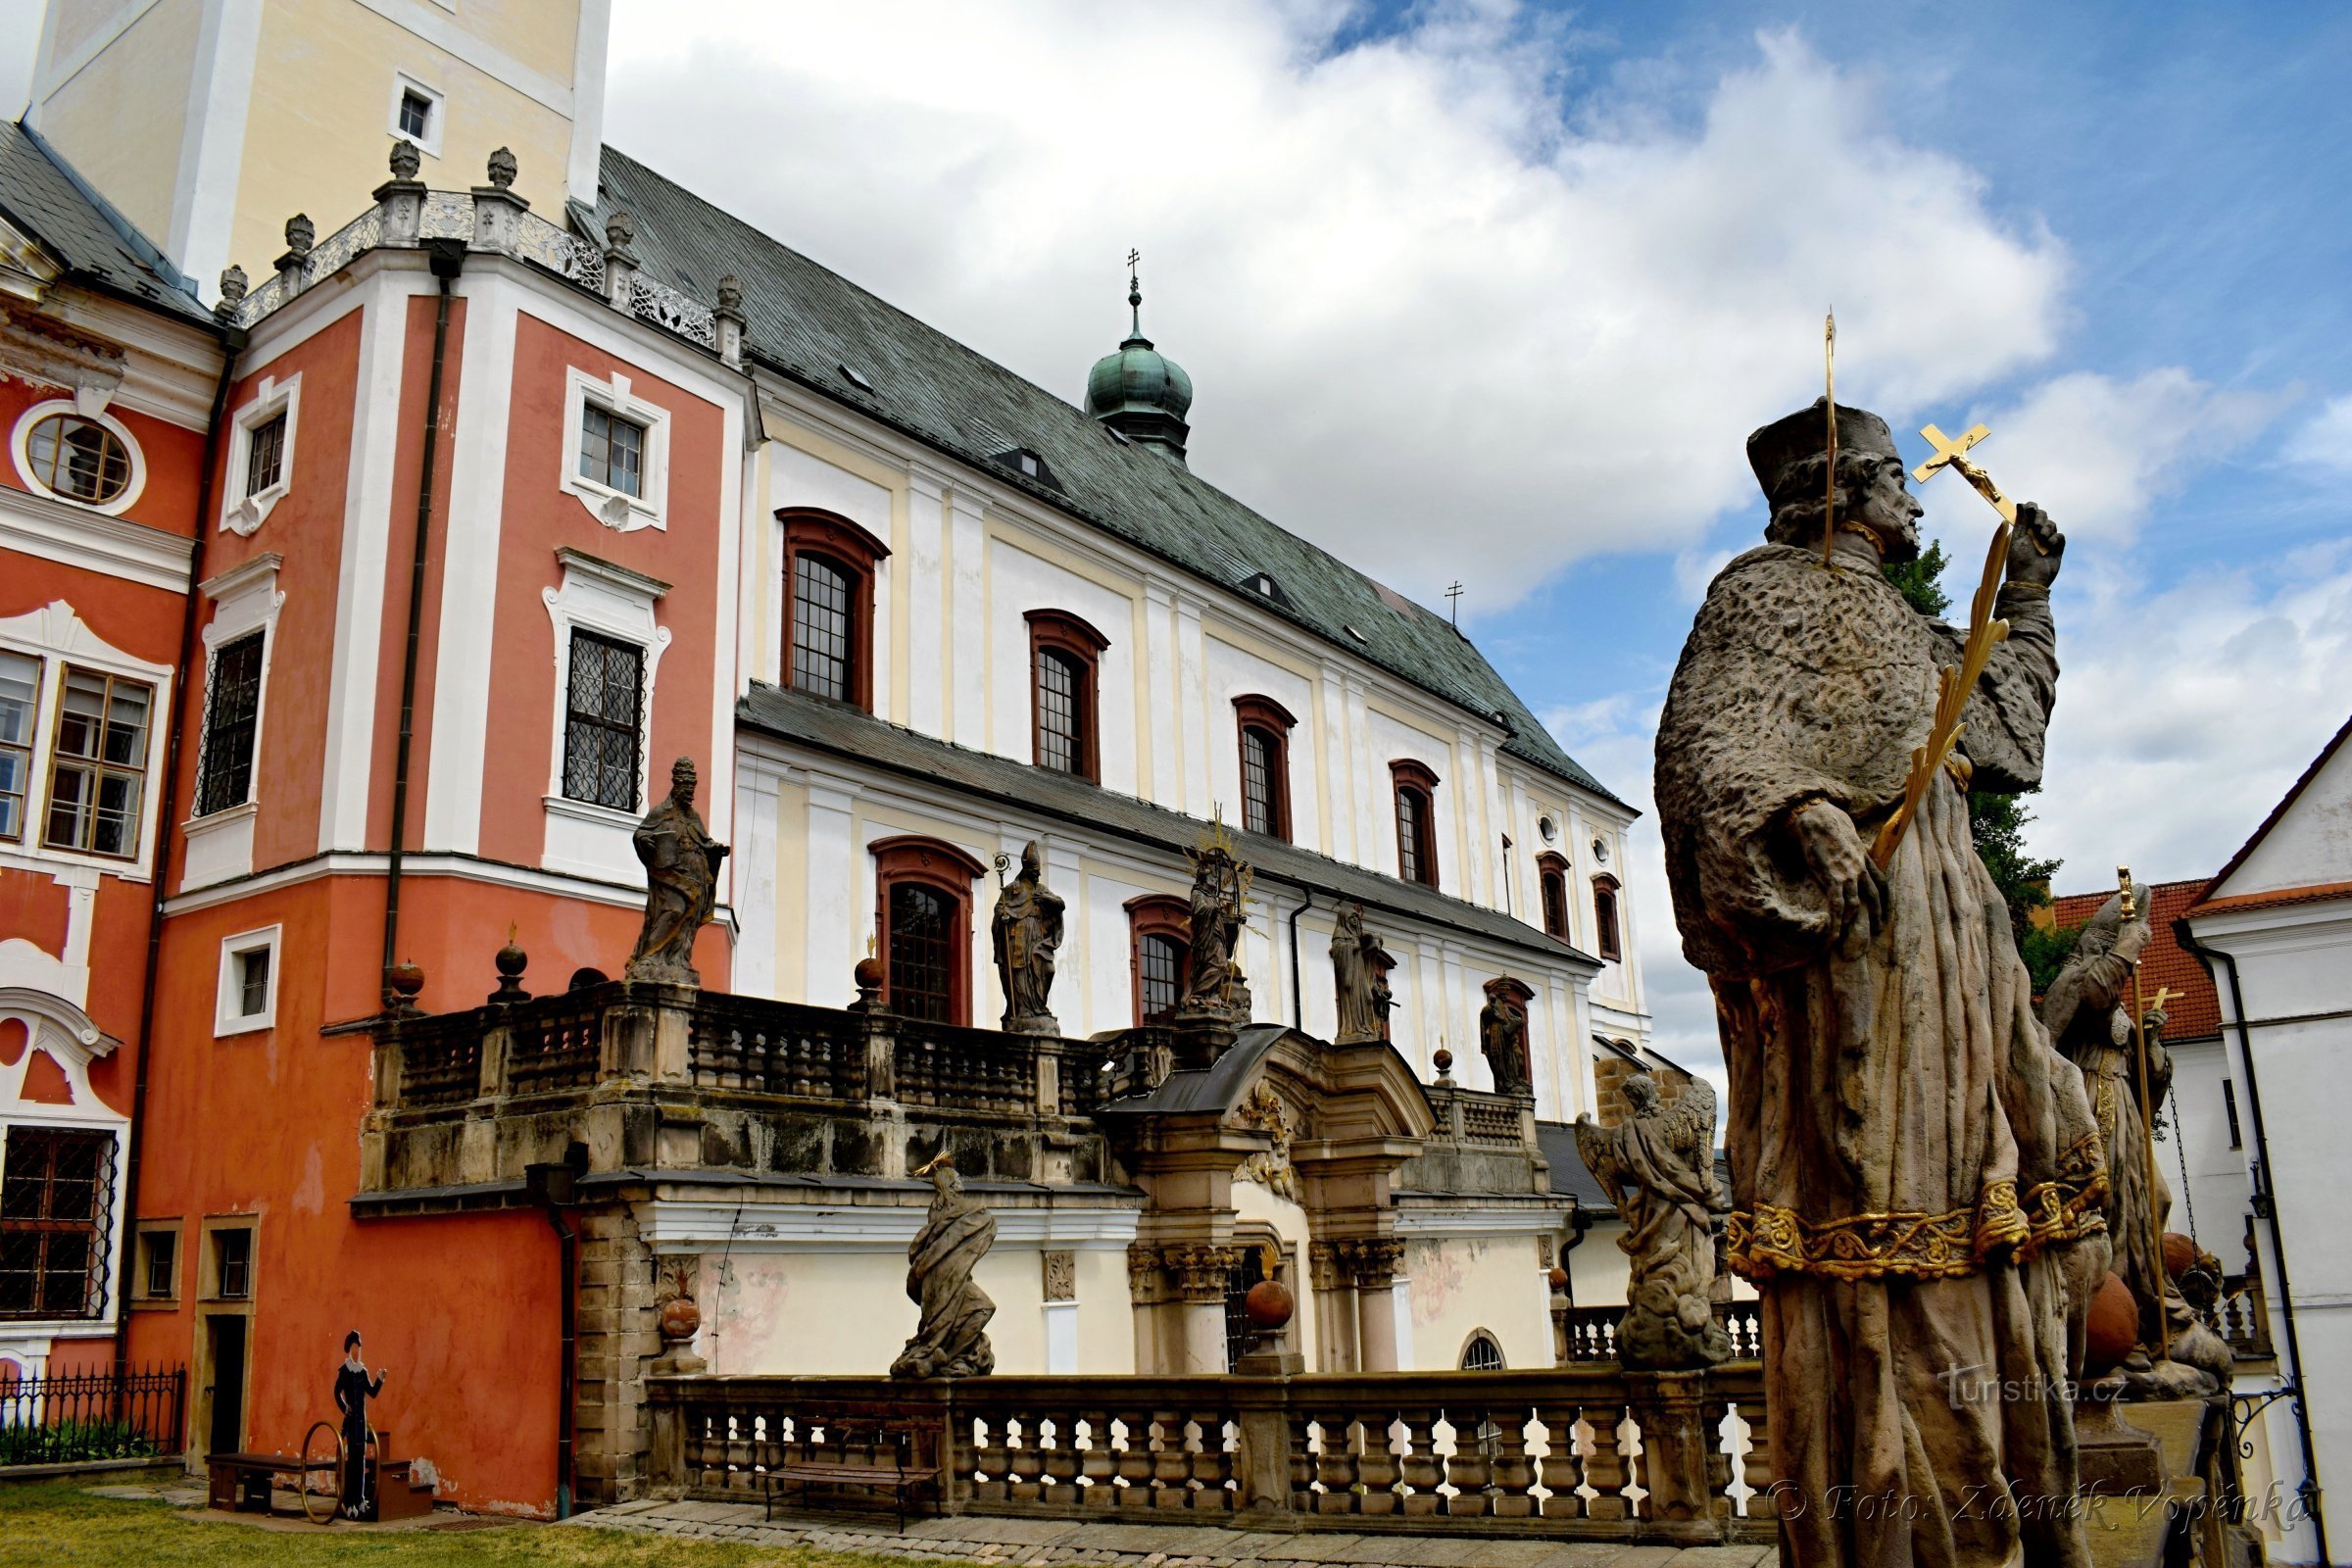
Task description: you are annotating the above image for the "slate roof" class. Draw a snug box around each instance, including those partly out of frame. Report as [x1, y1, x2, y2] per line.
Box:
[0, 121, 213, 323]
[738, 681, 1598, 967]
[595, 146, 1617, 805]
[2049, 879, 2222, 1042]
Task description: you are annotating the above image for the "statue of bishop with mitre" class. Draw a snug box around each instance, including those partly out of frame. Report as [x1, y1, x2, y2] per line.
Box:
[1654, 400, 2108, 1568]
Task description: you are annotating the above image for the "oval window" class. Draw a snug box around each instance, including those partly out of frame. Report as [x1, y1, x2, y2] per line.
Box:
[25, 414, 133, 505]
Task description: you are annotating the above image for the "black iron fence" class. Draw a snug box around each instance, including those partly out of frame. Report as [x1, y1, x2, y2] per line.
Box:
[0, 1364, 184, 1468]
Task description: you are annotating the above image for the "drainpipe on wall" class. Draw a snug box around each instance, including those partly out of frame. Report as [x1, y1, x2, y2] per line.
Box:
[113, 321, 242, 1405]
[379, 238, 465, 1002]
[1286, 884, 1313, 1030]
[525, 1159, 579, 1519]
[2179, 922, 2328, 1565]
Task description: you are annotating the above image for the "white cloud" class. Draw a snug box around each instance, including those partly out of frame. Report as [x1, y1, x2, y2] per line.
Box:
[605, 4, 2066, 608]
[2282, 394, 2352, 471]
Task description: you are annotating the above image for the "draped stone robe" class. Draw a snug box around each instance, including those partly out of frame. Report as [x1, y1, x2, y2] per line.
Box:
[1655, 545, 2107, 1568]
[890, 1168, 998, 1379]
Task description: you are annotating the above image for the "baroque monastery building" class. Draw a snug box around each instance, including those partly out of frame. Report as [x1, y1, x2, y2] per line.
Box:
[3, 0, 1653, 1515]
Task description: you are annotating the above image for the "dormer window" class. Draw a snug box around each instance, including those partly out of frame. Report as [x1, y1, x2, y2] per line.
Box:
[1246, 572, 1291, 608]
[991, 447, 1059, 488]
[838, 364, 874, 393]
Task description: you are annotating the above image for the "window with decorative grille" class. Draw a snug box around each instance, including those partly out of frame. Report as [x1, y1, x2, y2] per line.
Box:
[792, 553, 854, 701]
[0, 1128, 115, 1320]
[196, 632, 265, 816]
[245, 411, 287, 499]
[578, 404, 646, 497]
[562, 630, 644, 811]
[25, 414, 131, 505]
[1221, 1246, 1268, 1370]
[887, 882, 956, 1022]
[1035, 648, 1084, 774]
[1459, 1331, 1506, 1370]
[44, 667, 150, 856]
[0, 650, 35, 841]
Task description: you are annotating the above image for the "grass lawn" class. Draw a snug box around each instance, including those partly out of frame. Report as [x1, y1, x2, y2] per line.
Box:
[0, 1483, 968, 1567]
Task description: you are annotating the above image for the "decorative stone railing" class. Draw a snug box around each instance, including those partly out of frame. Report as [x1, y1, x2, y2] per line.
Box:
[647, 1367, 1773, 1544]
[2219, 1273, 2275, 1361]
[225, 152, 728, 363]
[365, 983, 1118, 1198]
[1559, 1302, 1764, 1364]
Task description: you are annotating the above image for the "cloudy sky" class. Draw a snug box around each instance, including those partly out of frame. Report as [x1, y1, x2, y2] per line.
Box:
[10, 2, 2342, 1079]
[591, 0, 2347, 1077]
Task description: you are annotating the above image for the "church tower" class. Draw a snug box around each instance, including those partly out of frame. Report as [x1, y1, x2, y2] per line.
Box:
[1084, 257, 1193, 462]
[23, 0, 611, 302]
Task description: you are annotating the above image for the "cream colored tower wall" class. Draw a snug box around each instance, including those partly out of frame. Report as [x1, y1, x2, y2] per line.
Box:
[229, 0, 580, 275]
[28, 0, 208, 249]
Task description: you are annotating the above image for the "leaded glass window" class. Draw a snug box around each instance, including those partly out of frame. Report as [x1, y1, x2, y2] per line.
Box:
[792, 553, 853, 701]
[0, 1129, 115, 1320]
[887, 882, 955, 1022]
[579, 404, 645, 497]
[1036, 648, 1083, 774]
[44, 667, 150, 857]
[562, 630, 643, 811]
[195, 632, 265, 816]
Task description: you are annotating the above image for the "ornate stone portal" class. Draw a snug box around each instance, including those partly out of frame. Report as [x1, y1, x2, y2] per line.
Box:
[991, 841, 1065, 1035]
[1653, 399, 2102, 1568]
[890, 1155, 998, 1379]
[1329, 902, 1396, 1045]
[625, 757, 729, 987]
[1576, 1073, 1729, 1368]
[1477, 975, 1534, 1095]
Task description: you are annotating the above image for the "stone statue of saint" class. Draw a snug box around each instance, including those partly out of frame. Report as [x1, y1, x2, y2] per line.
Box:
[1478, 976, 1534, 1095]
[991, 842, 1064, 1035]
[1576, 1073, 1730, 1367]
[890, 1154, 997, 1379]
[1653, 400, 2105, 1568]
[626, 757, 729, 987]
[1180, 845, 1249, 1020]
[2040, 885, 2205, 1394]
[1329, 902, 1396, 1045]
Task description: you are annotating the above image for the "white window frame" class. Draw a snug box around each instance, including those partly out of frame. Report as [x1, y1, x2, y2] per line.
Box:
[560, 368, 670, 533]
[10, 400, 147, 517]
[0, 602, 173, 882]
[0, 992, 132, 1333]
[180, 556, 283, 891]
[220, 374, 300, 537]
[387, 74, 445, 159]
[541, 549, 670, 882]
[215, 924, 281, 1036]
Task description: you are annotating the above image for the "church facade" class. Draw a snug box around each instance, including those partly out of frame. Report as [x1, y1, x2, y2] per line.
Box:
[3, 0, 1652, 1517]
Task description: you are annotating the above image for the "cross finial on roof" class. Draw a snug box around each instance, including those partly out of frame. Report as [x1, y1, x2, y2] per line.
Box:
[1446, 580, 1464, 625]
[1126, 248, 1143, 337]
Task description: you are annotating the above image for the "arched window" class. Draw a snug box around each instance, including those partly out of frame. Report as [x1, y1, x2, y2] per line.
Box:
[780, 509, 889, 710]
[1592, 874, 1622, 962]
[1538, 852, 1571, 940]
[1125, 894, 1193, 1025]
[1390, 759, 1441, 888]
[871, 835, 986, 1024]
[1026, 610, 1108, 781]
[1233, 695, 1296, 841]
[1459, 1330, 1506, 1371]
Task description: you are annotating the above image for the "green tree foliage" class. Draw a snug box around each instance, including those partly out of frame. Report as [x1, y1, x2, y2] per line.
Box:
[1882, 541, 2063, 957]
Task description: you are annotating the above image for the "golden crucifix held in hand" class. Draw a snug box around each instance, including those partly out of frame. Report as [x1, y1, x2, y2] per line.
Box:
[1866, 418, 2054, 869]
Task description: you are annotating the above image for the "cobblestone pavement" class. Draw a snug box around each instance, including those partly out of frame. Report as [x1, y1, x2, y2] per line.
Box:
[564, 1500, 1778, 1568]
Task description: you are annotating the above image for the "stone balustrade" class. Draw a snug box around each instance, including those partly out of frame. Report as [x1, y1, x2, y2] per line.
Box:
[363, 983, 1115, 1199]
[1559, 1302, 1763, 1364]
[647, 1367, 1774, 1544]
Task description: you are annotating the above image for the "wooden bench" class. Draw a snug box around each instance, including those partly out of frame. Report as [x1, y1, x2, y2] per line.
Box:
[206, 1450, 332, 1514]
[760, 1410, 943, 1532]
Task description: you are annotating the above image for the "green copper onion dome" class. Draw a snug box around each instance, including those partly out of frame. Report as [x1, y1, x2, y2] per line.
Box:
[1085, 265, 1192, 462]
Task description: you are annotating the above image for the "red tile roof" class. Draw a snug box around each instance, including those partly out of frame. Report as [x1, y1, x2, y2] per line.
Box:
[2184, 880, 2352, 918]
[2048, 878, 2222, 1042]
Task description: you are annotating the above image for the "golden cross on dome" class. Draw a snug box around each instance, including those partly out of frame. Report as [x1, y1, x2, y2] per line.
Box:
[1914, 421, 2019, 525]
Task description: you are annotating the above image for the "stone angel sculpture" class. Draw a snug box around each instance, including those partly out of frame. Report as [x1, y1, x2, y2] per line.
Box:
[1575, 1073, 1731, 1368]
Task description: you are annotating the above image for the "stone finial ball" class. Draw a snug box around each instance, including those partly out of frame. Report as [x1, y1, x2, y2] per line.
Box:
[2083, 1272, 2140, 1372]
[854, 955, 886, 990]
[1547, 1266, 1570, 1292]
[1244, 1278, 1295, 1332]
[2162, 1232, 2200, 1280]
[659, 1296, 701, 1343]
[385, 960, 425, 999]
[495, 938, 527, 978]
[1433, 1048, 1453, 1075]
